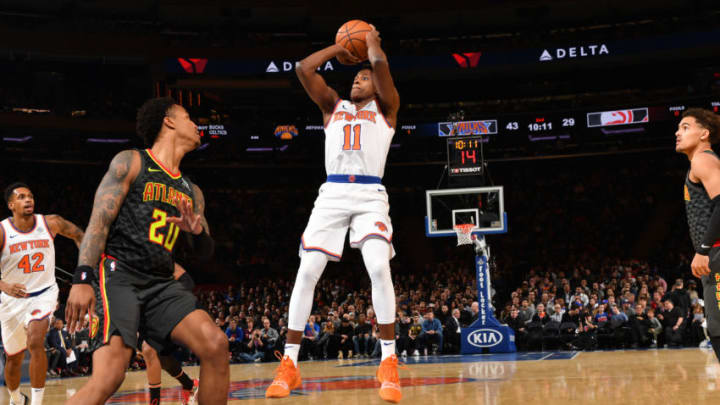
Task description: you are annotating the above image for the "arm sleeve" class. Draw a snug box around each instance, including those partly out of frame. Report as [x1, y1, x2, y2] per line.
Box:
[699, 195, 720, 254]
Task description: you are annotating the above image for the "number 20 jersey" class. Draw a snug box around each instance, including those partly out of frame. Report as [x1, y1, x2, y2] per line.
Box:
[324, 99, 395, 177]
[104, 149, 195, 278]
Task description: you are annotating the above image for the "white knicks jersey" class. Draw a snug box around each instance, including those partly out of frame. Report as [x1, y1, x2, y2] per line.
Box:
[0, 215, 56, 293]
[324, 99, 395, 178]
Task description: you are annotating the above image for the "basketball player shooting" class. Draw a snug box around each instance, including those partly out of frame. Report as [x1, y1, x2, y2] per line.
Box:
[676, 108, 720, 361]
[63, 98, 229, 405]
[1, 183, 84, 405]
[265, 23, 403, 403]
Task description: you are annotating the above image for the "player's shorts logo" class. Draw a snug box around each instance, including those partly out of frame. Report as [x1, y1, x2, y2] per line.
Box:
[90, 316, 100, 339]
[375, 222, 388, 232]
[684, 185, 690, 201]
[349, 175, 356, 183]
[31, 309, 41, 316]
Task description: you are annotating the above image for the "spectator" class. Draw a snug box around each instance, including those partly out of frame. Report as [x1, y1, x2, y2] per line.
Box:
[46, 318, 76, 377]
[238, 329, 265, 362]
[444, 308, 463, 354]
[647, 308, 662, 348]
[550, 304, 564, 323]
[518, 299, 534, 324]
[629, 304, 651, 348]
[225, 319, 244, 360]
[532, 303, 550, 325]
[352, 313, 373, 358]
[507, 307, 527, 350]
[301, 315, 321, 360]
[336, 315, 355, 359]
[260, 318, 279, 360]
[419, 311, 443, 355]
[658, 299, 684, 347]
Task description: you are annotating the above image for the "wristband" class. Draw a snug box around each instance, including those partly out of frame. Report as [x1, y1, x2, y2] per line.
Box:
[73, 265, 96, 285]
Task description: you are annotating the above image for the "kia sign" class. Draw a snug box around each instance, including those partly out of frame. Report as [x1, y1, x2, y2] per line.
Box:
[466, 329, 503, 348]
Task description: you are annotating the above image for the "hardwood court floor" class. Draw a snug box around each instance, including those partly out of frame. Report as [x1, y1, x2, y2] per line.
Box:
[5, 348, 720, 404]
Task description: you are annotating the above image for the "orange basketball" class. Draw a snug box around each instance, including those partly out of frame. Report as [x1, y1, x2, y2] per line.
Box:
[335, 20, 372, 61]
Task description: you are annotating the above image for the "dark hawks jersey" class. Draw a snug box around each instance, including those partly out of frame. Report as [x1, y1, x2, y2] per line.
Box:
[684, 150, 719, 252]
[104, 149, 195, 278]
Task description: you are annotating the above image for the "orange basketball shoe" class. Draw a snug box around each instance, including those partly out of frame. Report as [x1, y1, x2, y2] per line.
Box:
[265, 353, 302, 398]
[377, 354, 404, 403]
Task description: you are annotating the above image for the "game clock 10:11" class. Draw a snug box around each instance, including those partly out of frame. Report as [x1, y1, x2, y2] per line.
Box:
[501, 115, 577, 140]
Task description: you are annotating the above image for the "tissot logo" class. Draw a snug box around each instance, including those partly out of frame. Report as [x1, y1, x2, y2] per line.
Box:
[539, 44, 609, 62]
[177, 58, 208, 74]
[266, 60, 334, 73]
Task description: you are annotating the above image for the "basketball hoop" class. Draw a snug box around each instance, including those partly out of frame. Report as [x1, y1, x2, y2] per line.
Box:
[454, 224, 476, 246]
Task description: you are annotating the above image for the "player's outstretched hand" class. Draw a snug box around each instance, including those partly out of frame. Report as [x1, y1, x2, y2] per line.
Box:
[334, 44, 362, 65]
[168, 197, 202, 235]
[65, 284, 96, 332]
[691, 253, 711, 278]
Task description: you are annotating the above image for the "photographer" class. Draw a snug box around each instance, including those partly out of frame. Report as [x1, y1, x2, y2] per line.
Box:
[238, 329, 265, 362]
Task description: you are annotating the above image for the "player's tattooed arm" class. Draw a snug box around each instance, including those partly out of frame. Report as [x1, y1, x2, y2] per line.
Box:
[45, 215, 85, 248]
[296, 45, 357, 120]
[366, 25, 400, 128]
[78, 150, 140, 267]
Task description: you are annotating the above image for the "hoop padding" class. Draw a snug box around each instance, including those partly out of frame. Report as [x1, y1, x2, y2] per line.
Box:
[454, 224, 475, 246]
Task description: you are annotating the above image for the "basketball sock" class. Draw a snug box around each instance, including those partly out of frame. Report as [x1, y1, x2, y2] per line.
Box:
[159, 355, 193, 391]
[175, 371, 195, 391]
[284, 344, 300, 366]
[710, 336, 720, 361]
[361, 239, 396, 324]
[380, 339, 396, 360]
[30, 388, 44, 405]
[8, 388, 22, 404]
[149, 384, 161, 405]
[288, 252, 328, 331]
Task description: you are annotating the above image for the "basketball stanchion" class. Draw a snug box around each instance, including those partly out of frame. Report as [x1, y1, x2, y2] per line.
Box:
[426, 186, 515, 353]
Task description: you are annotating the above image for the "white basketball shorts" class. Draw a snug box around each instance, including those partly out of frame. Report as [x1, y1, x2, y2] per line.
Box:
[0, 283, 58, 355]
[299, 182, 396, 261]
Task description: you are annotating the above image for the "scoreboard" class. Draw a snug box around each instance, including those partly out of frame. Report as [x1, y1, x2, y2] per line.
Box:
[440, 101, 718, 176]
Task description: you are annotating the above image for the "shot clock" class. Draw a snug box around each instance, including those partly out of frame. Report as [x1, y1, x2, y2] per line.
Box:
[447, 136, 485, 176]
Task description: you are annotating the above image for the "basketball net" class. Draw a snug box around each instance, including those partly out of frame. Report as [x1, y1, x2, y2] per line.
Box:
[454, 224, 475, 246]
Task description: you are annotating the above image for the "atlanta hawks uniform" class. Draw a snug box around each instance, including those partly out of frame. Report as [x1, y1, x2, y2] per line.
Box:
[300, 98, 396, 261]
[0, 214, 58, 355]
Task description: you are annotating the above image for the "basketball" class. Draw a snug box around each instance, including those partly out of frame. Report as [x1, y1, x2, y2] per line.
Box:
[335, 20, 372, 61]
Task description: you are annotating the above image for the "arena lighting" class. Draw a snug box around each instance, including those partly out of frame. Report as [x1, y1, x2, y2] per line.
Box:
[86, 138, 130, 143]
[3, 136, 32, 142]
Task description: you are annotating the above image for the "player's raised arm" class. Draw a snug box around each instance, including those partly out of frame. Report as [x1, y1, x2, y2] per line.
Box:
[366, 25, 400, 128]
[65, 149, 140, 331]
[45, 214, 85, 248]
[168, 183, 214, 259]
[296, 45, 360, 121]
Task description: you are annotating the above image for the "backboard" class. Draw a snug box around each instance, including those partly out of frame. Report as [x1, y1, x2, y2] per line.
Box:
[425, 186, 506, 237]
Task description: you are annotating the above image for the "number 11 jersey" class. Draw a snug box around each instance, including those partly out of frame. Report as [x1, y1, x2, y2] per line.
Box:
[105, 149, 195, 278]
[324, 99, 395, 178]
